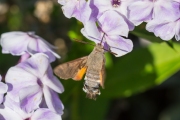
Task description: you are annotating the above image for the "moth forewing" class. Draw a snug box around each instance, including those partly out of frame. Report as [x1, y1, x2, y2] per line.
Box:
[54, 56, 88, 80]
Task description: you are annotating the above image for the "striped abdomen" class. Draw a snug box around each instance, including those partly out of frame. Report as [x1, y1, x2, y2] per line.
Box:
[83, 69, 101, 100]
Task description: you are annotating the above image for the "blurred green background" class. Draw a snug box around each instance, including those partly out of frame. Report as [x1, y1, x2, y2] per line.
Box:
[1, 0, 180, 120]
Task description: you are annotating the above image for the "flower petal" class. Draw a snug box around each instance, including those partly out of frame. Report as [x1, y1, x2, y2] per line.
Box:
[98, 10, 129, 37]
[146, 20, 176, 40]
[6, 66, 38, 102]
[93, 0, 111, 17]
[154, 0, 180, 22]
[128, 1, 153, 25]
[4, 95, 31, 119]
[19, 85, 43, 113]
[43, 66, 64, 93]
[0, 31, 60, 62]
[27, 36, 60, 62]
[31, 108, 62, 120]
[0, 105, 22, 120]
[18, 53, 30, 63]
[58, 0, 66, 5]
[0, 82, 8, 94]
[43, 86, 64, 115]
[0, 31, 30, 55]
[62, 0, 77, 18]
[175, 20, 180, 41]
[17, 53, 50, 78]
[83, 21, 102, 40]
[0, 95, 4, 104]
[62, 0, 92, 23]
[73, 0, 91, 23]
[115, 0, 133, 17]
[0, 82, 8, 104]
[105, 35, 133, 57]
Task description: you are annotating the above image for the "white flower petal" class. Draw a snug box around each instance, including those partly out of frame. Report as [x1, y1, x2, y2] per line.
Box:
[43, 66, 64, 93]
[0, 31, 29, 55]
[19, 85, 43, 113]
[4, 95, 31, 119]
[17, 53, 50, 78]
[128, 1, 153, 25]
[0, 82, 8, 94]
[98, 10, 129, 37]
[31, 108, 62, 120]
[175, 20, 180, 41]
[0, 105, 22, 120]
[43, 86, 64, 114]
[105, 35, 133, 57]
[6, 66, 38, 102]
[146, 20, 176, 40]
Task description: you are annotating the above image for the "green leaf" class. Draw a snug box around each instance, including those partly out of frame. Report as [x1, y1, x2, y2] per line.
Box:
[166, 40, 174, 50]
[101, 42, 180, 98]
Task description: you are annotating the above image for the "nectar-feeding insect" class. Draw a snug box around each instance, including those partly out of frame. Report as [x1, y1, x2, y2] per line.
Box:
[54, 43, 106, 100]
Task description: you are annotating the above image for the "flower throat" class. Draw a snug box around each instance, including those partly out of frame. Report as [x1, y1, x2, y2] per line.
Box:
[112, 0, 121, 7]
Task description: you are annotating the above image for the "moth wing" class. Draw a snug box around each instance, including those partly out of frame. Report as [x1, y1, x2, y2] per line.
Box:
[100, 59, 106, 88]
[54, 56, 88, 81]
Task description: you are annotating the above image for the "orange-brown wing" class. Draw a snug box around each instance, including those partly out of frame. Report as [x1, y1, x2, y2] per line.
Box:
[99, 59, 105, 88]
[54, 56, 88, 81]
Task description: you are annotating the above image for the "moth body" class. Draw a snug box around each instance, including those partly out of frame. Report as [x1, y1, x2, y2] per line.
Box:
[83, 44, 105, 99]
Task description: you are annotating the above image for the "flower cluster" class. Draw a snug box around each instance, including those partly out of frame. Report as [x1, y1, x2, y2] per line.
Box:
[58, 0, 180, 55]
[129, 0, 180, 41]
[0, 32, 64, 120]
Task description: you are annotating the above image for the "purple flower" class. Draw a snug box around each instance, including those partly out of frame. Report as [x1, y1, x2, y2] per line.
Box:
[146, 17, 180, 41]
[97, 10, 132, 37]
[128, 0, 180, 25]
[0, 76, 8, 104]
[0, 31, 60, 62]
[5, 53, 64, 114]
[90, 0, 134, 31]
[58, 0, 66, 5]
[81, 13, 133, 57]
[0, 96, 62, 120]
[92, 0, 133, 18]
[59, 0, 92, 23]
[145, 1, 180, 40]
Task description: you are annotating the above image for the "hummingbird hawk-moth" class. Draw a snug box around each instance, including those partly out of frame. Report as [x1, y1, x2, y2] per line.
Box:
[54, 43, 105, 100]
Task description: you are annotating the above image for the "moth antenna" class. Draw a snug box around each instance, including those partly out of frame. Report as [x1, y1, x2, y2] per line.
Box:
[73, 38, 95, 47]
[100, 33, 105, 45]
[73, 38, 117, 55]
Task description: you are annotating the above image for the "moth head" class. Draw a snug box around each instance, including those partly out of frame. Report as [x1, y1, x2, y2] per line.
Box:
[94, 43, 104, 52]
